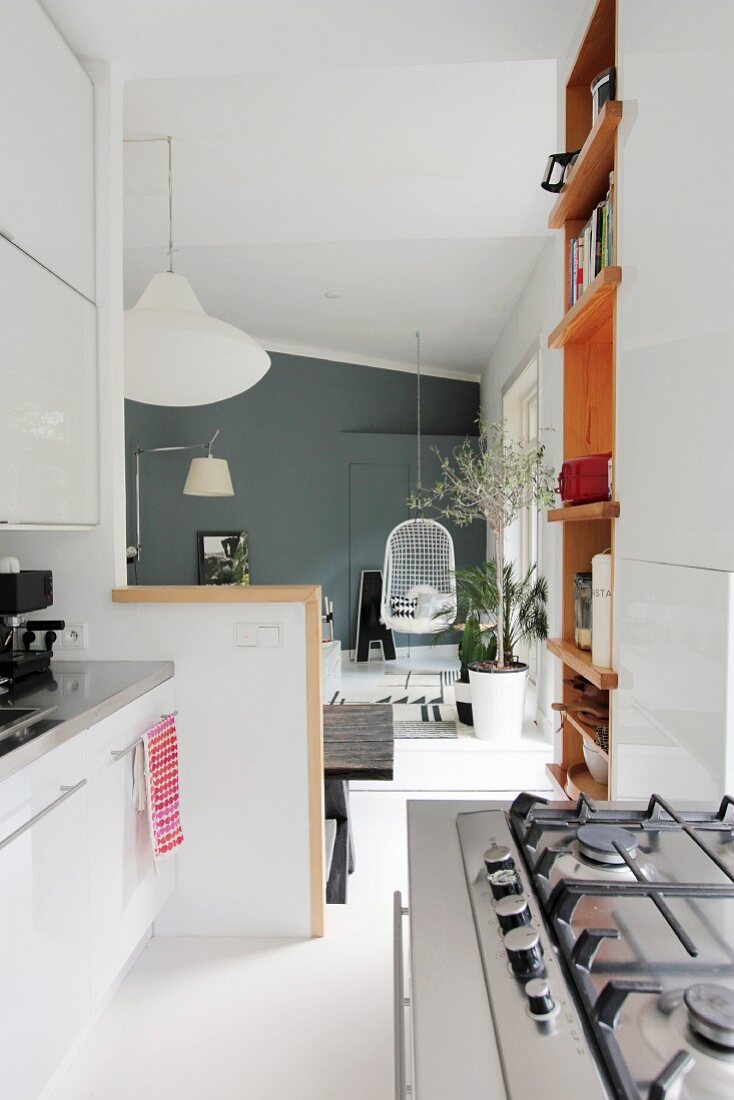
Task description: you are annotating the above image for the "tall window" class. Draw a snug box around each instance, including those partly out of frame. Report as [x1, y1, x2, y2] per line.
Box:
[502, 352, 540, 683]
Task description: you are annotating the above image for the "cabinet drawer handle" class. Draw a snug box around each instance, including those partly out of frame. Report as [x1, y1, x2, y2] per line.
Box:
[111, 712, 178, 761]
[111, 739, 142, 761]
[394, 891, 411, 1099]
[0, 779, 87, 852]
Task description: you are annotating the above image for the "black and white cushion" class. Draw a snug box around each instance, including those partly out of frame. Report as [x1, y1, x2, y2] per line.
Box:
[390, 595, 417, 618]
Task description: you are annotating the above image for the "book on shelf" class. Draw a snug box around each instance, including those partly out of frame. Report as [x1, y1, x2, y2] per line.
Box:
[568, 172, 614, 307]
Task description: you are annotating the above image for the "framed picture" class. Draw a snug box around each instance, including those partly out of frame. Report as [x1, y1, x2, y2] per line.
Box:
[197, 530, 250, 586]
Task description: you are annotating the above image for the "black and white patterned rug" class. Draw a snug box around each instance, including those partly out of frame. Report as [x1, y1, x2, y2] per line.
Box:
[329, 670, 461, 738]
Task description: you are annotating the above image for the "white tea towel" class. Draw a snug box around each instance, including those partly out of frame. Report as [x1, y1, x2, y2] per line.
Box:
[132, 740, 147, 812]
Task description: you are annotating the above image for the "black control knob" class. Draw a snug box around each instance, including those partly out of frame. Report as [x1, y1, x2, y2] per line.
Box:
[504, 926, 544, 977]
[525, 977, 556, 1017]
[483, 844, 515, 874]
[495, 894, 531, 933]
[488, 868, 523, 900]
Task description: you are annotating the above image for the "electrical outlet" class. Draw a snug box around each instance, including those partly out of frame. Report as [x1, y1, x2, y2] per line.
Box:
[18, 623, 69, 652]
[60, 624, 87, 650]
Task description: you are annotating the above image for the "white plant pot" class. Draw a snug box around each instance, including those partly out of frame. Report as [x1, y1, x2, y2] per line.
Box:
[468, 662, 528, 741]
[453, 679, 474, 726]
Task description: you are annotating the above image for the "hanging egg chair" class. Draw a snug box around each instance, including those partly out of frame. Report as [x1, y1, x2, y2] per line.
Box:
[380, 333, 457, 635]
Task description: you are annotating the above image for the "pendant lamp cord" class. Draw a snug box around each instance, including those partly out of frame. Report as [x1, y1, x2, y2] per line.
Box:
[123, 135, 176, 273]
[415, 330, 423, 515]
[166, 136, 174, 273]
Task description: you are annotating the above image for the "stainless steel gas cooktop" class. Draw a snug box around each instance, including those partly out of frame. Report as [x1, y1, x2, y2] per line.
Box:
[457, 792, 734, 1100]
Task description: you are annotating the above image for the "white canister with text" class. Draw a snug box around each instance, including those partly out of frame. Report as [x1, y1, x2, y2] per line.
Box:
[592, 551, 612, 668]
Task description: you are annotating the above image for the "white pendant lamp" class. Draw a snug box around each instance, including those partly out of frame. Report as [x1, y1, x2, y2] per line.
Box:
[124, 136, 270, 407]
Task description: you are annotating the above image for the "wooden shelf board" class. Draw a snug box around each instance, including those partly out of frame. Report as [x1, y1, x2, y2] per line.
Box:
[548, 100, 623, 229]
[564, 710, 609, 761]
[545, 763, 570, 800]
[549, 265, 621, 348]
[566, 762, 608, 802]
[548, 500, 620, 523]
[547, 638, 618, 690]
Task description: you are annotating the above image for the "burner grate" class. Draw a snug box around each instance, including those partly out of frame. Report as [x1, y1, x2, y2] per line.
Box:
[509, 792, 734, 1100]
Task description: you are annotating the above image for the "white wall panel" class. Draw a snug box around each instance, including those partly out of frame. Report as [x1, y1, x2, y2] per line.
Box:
[613, 558, 734, 801]
[616, 0, 734, 570]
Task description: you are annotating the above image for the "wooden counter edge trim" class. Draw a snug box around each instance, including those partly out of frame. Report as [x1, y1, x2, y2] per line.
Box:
[112, 584, 320, 604]
[304, 586, 325, 938]
[112, 583, 326, 940]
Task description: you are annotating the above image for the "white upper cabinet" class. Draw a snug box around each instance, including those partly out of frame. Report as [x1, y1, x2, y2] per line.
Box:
[0, 236, 98, 525]
[615, 0, 734, 572]
[0, 0, 95, 299]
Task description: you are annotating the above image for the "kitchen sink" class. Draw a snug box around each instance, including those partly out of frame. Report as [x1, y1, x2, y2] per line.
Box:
[0, 717, 62, 759]
[0, 706, 58, 743]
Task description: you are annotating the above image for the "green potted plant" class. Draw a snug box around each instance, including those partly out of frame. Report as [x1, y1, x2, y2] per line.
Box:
[419, 417, 555, 740]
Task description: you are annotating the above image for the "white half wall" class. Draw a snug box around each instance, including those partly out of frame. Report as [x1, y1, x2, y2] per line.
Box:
[112, 600, 312, 937]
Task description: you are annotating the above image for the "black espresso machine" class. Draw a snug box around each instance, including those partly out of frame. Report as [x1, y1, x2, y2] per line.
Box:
[0, 570, 65, 686]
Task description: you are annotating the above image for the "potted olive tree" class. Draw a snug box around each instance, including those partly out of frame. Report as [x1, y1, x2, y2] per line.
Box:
[419, 417, 555, 740]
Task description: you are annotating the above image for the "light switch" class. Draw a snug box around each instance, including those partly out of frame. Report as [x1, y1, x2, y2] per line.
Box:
[234, 623, 258, 647]
[258, 626, 281, 648]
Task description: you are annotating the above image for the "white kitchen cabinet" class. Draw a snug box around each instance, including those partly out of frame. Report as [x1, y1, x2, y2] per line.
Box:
[0, 734, 90, 1100]
[615, 0, 734, 572]
[613, 557, 734, 802]
[87, 680, 176, 1003]
[0, 0, 95, 299]
[0, 234, 98, 526]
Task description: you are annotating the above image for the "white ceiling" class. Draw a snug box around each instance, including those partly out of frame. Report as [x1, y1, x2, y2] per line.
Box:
[42, 0, 587, 379]
[42, 1, 586, 81]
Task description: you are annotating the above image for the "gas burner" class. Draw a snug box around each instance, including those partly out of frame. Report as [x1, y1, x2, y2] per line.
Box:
[639, 987, 734, 1100]
[577, 823, 638, 866]
[685, 984, 734, 1051]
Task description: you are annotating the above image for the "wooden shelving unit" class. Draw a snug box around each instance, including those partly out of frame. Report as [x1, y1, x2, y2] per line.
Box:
[548, 265, 621, 348]
[545, 0, 619, 803]
[566, 762, 609, 802]
[564, 709, 609, 759]
[547, 639, 617, 690]
[546, 763, 569, 799]
[548, 100, 622, 229]
[548, 500, 620, 523]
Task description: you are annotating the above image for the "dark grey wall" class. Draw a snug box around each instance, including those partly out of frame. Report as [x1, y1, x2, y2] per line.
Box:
[125, 352, 483, 647]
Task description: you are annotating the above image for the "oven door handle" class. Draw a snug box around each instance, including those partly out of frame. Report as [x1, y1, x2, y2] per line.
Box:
[393, 890, 412, 1098]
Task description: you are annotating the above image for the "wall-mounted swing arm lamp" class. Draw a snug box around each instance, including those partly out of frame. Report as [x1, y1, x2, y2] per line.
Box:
[125, 428, 234, 565]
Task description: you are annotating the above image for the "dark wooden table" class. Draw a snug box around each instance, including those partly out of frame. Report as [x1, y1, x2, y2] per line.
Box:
[322, 704, 394, 903]
[323, 703, 394, 781]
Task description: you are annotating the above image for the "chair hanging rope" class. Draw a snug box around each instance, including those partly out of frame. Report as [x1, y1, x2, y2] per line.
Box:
[415, 330, 422, 504]
[380, 332, 457, 635]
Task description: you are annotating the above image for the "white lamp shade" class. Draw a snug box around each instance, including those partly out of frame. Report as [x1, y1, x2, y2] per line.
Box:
[125, 272, 271, 406]
[183, 455, 234, 497]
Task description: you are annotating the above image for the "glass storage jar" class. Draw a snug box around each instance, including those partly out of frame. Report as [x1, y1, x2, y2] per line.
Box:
[574, 572, 593, 651]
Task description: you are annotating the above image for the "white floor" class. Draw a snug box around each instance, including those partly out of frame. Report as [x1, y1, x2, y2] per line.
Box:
[49, 652, 552, 1100]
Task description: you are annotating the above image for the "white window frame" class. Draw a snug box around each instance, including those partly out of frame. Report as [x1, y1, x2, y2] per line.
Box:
[502, 341, 541, 685]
